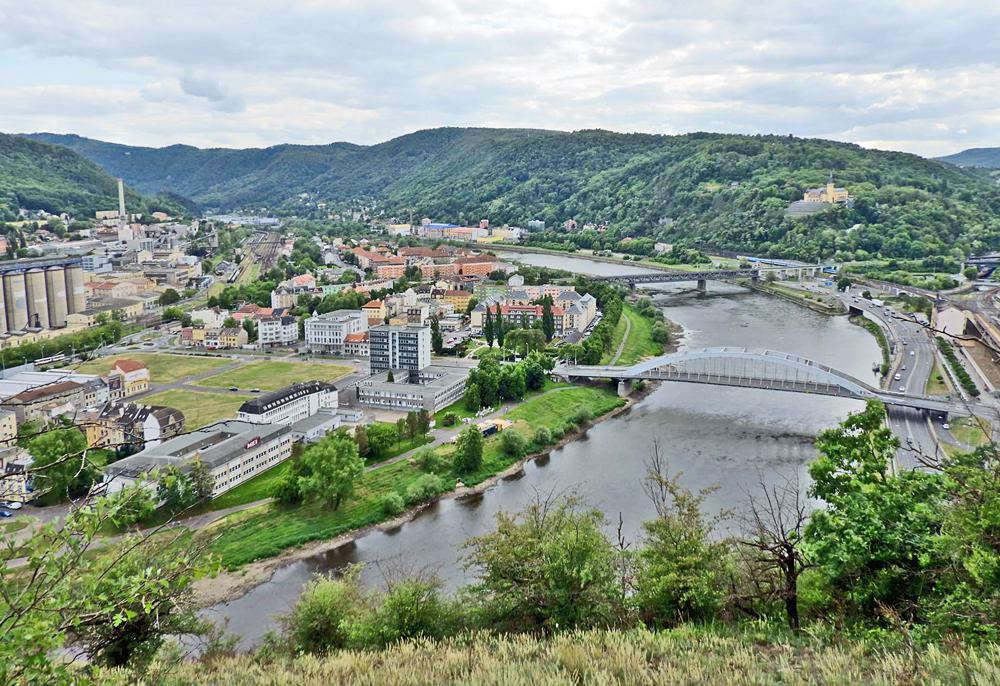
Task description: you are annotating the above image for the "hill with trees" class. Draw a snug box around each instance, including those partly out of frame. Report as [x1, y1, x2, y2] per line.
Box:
[22, 128, 1000, 260]
[0, 133, 185, 220]
[936, 147, 1000, 168]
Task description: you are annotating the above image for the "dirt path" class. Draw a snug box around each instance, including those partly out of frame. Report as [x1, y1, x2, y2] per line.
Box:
[608, 312, 631, 365]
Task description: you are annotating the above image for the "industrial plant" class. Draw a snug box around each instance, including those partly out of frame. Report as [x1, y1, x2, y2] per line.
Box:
[0, 256, 85, 334]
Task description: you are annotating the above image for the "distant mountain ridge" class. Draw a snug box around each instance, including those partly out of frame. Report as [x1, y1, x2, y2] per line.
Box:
[19, 128, 1000, 260]
[0, 133, 182, 219]
[936, 147, 1000, 169]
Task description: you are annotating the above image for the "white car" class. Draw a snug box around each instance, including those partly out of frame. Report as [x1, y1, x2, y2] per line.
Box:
[910, 351, 915, 356]
[2, 501, 22, 510]
[942, 423, 951, 430]
[898, 386, 906, 392]
[894, 373, 902, 380]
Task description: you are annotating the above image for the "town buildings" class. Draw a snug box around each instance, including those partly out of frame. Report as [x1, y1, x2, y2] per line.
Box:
[257, 314, 298, 347]
[304, 309, 368, 355]
[107, 359, 150, 399]
[103, 420, 294, 498]
[803, 178, 851, 204]
[356, 364, 467, 412]
[369, 324, 432, 373]
[80, 401, 184, 450]
[236, 381, 338, 426]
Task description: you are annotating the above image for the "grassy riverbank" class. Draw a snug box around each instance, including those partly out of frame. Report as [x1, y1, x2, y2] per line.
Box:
[201, 384, 625, 569]
[850, 315, 891, 377]
[758, 281, 845, 314]
[96, 626, 1000, 685]
[601, 304, 664, 365]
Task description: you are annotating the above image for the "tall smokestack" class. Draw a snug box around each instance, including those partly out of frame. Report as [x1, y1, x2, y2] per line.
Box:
[117, 178, 126, 220]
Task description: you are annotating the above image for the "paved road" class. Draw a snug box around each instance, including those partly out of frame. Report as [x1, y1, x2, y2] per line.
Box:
[608, 311, 631, 365]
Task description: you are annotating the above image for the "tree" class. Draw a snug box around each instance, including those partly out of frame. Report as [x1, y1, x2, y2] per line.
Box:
[242, 317, 257, 343]
[836, 276, 851, 291]
[188, 456, 215, 503]
[395, 417, 408, 444]
[222, 316, 239, 329]
[417, 409, 431, 435]
[737, 475, 812, 630]
[541, 298, 556, 341]
[964, 266, 979, 281]
[500, 429, 528, 458]
[387, 369, 395, 383]
[464, 381, 481, 412]
[484, 307, 495, 347]
[297, 435, 364, 510]
[107, 484, 156, 528]
[804, 400, 945, 620]
[273, 455, 310, 504]
[27, 427, 100, 505]
[406, 411, 419, 440]
[651, 321, 670, 345]
[494, 305, 506, 347]
[463, 495, 627, 631]
[156, 465, 196, 512]
[157, 288, 181, 306]
[354, 424, 369, 458]
[454, 426, 484, 474]
[366, 423, 396, 459]
[430, 316, 444, 354]
[636, 441, 733, 627]
[523, 357, 546, 390]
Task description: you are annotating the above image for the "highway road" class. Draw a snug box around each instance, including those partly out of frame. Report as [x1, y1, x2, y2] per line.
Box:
[834, 290, 946, 469]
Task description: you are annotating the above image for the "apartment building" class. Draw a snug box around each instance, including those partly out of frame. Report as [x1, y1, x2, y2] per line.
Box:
[304, 309, 368, 354]
[258, 314, 299, 347]
[236, 381, 338, 426]
[369, 324, 431, 373]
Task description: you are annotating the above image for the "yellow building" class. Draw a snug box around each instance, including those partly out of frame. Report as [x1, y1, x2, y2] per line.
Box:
[803, 178, 850, 204]
[218, 327, 249, 349]
[107, 359, 150, 399]
[0, 409, 17, 447]
[442, 289, 473, 311]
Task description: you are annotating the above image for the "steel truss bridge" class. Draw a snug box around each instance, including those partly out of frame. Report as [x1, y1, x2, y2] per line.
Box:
[555, 347, 979, 416]
[589, 269, 759, 286]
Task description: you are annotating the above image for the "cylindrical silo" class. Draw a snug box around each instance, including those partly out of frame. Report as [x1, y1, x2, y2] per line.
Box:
[45, 266, 67, 327]
[3, 273, 28, 331]
[25, 269, 48, 329]
[0, 276, 7, 335]
[64, 265, 85, 315]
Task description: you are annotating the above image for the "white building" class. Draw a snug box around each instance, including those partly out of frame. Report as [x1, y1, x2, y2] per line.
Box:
[257, 314, 299, 347]
[236, 381, 338, 426]
[102, 420, 294, 499]
[189, 306, 230, 329]
[304, 309, 368, 355]
[369, 323, 432, 373]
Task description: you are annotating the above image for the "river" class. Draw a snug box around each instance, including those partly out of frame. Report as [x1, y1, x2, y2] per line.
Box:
[204, 252, 881, 648]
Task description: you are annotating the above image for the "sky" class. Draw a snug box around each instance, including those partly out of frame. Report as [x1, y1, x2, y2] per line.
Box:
[0, 0, 997, 157]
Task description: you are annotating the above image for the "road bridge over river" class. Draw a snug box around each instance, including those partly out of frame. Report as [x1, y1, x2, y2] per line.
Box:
[556, 347, 981, 417]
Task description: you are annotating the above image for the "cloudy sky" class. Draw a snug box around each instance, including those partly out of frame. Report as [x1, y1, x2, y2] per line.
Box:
[0, 0, 997, 156]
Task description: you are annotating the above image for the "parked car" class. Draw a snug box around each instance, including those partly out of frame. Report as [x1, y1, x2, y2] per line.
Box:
[229, 386, 239, 391]
[2, 501, 22, 510]
[0, 510, 11, 518]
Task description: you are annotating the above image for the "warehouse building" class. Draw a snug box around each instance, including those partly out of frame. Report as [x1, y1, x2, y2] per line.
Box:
[102, 420, 293, 498]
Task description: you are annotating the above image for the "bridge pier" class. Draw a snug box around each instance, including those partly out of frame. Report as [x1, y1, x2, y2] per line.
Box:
[617, 379, 633, 397]
[696, 278, 707, 294]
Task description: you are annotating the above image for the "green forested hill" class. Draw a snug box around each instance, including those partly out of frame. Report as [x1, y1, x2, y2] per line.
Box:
[22, 128, 1000, 260]
[0, 133, 183, 219]
[936, 147, 1000, 168]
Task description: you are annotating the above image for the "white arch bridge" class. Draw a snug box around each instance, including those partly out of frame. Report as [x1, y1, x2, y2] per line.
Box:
[555, 347, 980, 416]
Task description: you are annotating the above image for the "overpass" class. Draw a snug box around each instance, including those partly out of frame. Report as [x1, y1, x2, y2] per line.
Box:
[588, 264, 836, 291]
[555, 347, 980, 417]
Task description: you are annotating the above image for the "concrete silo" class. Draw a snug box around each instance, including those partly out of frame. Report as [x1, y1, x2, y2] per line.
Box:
[45, 266, 68, 327]
[64, 265, 85, 315]
[24, 268, 49, 329]
[3, 272, 28, 331]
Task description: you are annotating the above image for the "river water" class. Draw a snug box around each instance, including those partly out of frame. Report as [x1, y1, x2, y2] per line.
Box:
[205, 252, 881, 648]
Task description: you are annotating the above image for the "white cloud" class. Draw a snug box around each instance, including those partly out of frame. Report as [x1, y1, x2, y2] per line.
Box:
[0, 0, 997, 155]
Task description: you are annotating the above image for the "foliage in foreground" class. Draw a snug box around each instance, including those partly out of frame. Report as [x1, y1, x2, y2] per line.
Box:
[96, 627, 1000, 686]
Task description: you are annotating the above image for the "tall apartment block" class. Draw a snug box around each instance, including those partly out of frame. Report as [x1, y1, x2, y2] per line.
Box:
[369, 324, 431, 373]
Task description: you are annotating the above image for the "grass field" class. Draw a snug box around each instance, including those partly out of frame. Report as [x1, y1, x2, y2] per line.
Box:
[925, 360, 952, 395]
[76, 353, 231, 384]
[950, 416, 993, 448]
[142, 389, 251, 429]
[199, 360, 352, 391]
[616, 307, 663, 365]
[600, 309, 630, 364]
[204, 384, 624, 569]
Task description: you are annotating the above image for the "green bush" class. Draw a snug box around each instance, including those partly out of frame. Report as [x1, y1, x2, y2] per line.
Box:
[439, 412, 457, 427]
[551, 428, 565, 441]
[500, 430, 529, 458]
[937, 337, 980, 397]
[414, 447, 445, 473]
[288, 570, 363, 654]
[571, 408, 592, 426]
[380, 492, 406, 516]
[533, 426, 553, 447]
[405, 474, 446, 505]
[344, 579, 459, 649]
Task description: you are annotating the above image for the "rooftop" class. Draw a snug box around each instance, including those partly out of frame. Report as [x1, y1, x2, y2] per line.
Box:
[238, 381, 336, 415]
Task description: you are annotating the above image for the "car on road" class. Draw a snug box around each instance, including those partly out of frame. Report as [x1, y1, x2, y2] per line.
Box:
[942, 423, 951, 430]
[0, 510, 11, 518]
[251, 388, 261, 393]
[228, 386, 239, 391]
[2, 501, 22, 510]
[910, 351, 915, 355]
[902, 365, 907, 370]
[895, 373, 902, 380]
[898, 386, 906, 392]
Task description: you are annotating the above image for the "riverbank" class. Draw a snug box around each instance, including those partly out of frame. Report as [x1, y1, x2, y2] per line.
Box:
[190, 383, 647, 607]
[849, 315, 891, 377]
[752, 281, 846, 314]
